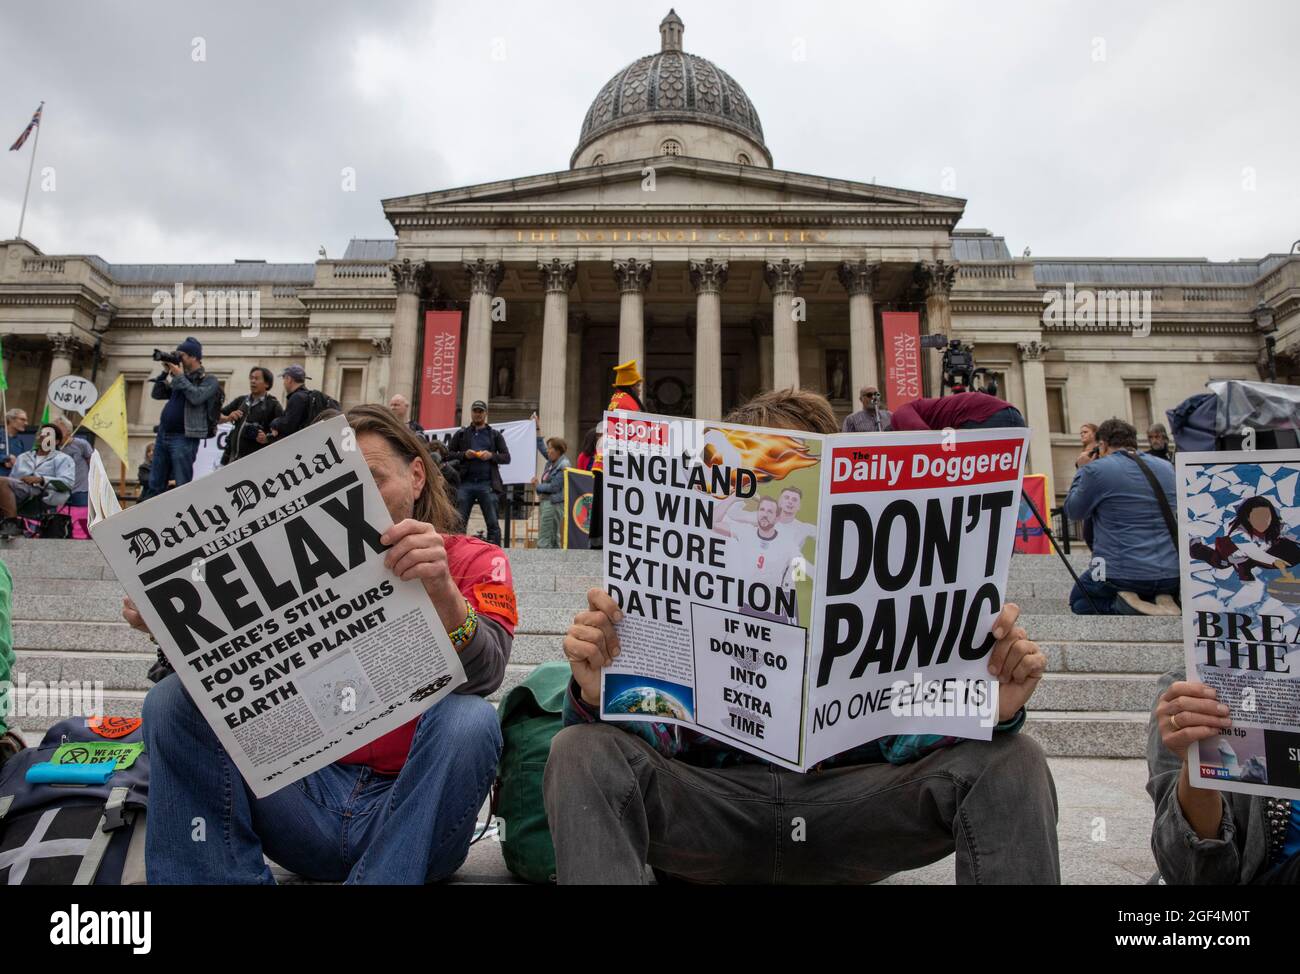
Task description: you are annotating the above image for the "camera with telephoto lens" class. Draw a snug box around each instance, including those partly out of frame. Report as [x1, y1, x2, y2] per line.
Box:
[152, 348, 182, 366]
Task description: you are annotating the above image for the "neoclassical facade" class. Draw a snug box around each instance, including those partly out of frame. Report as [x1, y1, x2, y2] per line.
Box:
[2, 11, 1297, 501]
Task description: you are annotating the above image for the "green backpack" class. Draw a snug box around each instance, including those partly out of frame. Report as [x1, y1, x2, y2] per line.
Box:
[494, 661, 572, 883]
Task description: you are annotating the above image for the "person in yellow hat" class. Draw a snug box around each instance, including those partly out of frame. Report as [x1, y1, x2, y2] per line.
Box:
[589, 360, 645, 548]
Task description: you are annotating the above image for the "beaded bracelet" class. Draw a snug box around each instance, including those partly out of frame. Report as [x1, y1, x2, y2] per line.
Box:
[448, 602, 479, 649]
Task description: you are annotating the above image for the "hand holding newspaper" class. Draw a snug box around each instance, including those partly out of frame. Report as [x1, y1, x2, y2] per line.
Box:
[91, 415, 466, 797]
[597, 410, 1030, 769]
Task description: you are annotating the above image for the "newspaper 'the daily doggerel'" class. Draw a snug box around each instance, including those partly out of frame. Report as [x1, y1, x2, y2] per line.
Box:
[91, 415, 466, 797]
[599, 409, 1029, 770]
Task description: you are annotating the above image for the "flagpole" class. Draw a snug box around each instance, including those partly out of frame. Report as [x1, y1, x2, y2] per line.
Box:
[15, 101, 43, 241]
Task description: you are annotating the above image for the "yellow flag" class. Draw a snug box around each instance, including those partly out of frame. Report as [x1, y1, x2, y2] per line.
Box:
[78, 374, 130, 464]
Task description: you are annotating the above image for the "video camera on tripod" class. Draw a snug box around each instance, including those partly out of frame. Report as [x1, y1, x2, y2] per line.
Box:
[919, 334, 999, 397]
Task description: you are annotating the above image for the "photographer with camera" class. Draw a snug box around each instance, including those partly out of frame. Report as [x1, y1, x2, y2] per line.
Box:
[260, 364, 317, 445]
[148, 336, 221, 495]
[219, 366, 282, 466]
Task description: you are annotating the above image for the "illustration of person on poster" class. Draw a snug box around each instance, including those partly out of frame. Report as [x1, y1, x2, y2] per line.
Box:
[1177, 452, 1300, 800]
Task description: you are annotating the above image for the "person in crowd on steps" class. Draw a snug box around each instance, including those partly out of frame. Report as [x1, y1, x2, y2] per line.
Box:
[126, 405, 513, 884]
[219, 366, 283, 466]
[388, 393, 426, 435]
[1146, 423, 1174, 463]
[531, 413, 569, 550]
[448, 400, 510, 548]
[1148, 671, 1299, 883]
[1064, 418, 1180, 616]
[841, 385, 892, 432]
[544, 387, 1058, 885]
[53, 416, 93, 539]
[589, 360, 644, 550]
[1075, 423, 1100, 469]
[1, 408, 31, 476]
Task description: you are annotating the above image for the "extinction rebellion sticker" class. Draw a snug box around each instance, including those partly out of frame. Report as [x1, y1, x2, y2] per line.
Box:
[52, 741, 144, 769]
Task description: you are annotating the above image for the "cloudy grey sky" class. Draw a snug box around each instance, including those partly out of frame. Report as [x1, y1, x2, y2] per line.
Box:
[2, 0, 1295, 264]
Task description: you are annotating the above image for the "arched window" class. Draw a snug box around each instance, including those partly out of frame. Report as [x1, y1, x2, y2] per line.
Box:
[736, 152, 752, 166]
[591, 153, 606, 166]
[661, 139, 683, 156]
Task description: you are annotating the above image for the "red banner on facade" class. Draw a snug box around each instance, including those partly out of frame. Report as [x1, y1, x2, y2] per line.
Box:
[881, 311, 922, 410]
[419, 310, 462, 429]
[1014, 474, 1052, 554]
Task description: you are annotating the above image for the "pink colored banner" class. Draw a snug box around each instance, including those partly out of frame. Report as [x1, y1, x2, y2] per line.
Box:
[419, 310, 461, 429]
[881, 311, 922, 410]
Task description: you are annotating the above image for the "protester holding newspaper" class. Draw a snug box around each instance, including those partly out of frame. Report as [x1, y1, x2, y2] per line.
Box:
[124, 405, 515, 884]
[1147, 672, 1299, 884]
[544, 388, 1056, 885]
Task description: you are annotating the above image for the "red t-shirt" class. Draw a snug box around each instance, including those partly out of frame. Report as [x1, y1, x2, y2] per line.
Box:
[336, 534, 515, 774]
[889, 392, 1011, 432]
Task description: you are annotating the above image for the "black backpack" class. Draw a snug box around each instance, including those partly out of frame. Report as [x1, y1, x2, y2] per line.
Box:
[0, 717, 149, 885]
[303, 388, 341, 424]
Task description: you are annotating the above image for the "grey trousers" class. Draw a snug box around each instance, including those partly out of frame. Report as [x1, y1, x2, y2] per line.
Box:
[543, 722, 1060, 884]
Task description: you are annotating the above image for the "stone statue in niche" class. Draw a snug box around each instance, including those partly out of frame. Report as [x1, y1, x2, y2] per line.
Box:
[493, 348, 516, 399]
[826, 349, 849, 400]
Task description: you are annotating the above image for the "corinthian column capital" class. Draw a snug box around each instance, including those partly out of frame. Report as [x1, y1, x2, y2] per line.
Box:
[464, 258, 505, 297]
[763, 258, 804, 296]
[914, 259, 958, 299]
[539, 258, 577, 294]
[612, 257, 653, 294]
[390, 258, 430, 295]
[1017, 340, 1051, 362]
[837, 260, 880, 297]
[688, 258, 729, 295]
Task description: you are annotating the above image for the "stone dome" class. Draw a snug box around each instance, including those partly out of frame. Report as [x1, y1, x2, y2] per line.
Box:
[571, 11, 772, 168]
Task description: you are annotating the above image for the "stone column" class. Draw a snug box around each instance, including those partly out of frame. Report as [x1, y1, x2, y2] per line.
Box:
[689, 258, 728, 419]
[915, 260, 957, 396]
[538, 258, 576, 445]
[566, 316, 585, 457]
[47, 334, 79, 420]
[838, 260, 880, 396]
[764, 259, 804, 389]
[370, 337, 392, 404]
[389, 258, 428, 404]
[302, 336, 330, 393]
[1017, 340, 1054, 497]
[461, 258, 505, 425]
[613, 258, 652, 367]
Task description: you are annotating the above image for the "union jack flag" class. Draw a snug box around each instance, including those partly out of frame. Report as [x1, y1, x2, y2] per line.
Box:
[9, 103, 42, 152]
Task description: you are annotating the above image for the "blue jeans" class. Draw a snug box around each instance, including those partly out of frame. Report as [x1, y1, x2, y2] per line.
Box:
[142, 674, 502, 884]
[149, 430, 199, 495]
[457, 481, 501, 546]
[1070, 572, 1180, 615]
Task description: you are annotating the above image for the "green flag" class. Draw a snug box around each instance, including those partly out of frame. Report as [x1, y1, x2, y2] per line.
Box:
[41, 402, 50, 425]
[0, 336, 7, 392]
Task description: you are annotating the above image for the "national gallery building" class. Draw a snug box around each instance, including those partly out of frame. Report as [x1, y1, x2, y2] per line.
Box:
[2, 11, 1297, 501]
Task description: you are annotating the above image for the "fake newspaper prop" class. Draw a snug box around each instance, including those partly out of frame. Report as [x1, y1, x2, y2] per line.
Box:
[600, 410, 1029, 769]
[90, 415, 466, 797]
[1177, 450, 1300, 800]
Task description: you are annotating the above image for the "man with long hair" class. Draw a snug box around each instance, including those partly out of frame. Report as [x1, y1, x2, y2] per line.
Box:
[125, 404, 515, 884]
[545, 387, 1058, 884]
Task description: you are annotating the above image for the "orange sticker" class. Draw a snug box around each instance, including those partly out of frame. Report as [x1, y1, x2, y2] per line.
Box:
[472, 583, 518, 627]
[87, 716, 142, 739]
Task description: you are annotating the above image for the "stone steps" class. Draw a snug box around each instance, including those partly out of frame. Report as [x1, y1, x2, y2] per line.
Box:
[3, 541, 1169, 758]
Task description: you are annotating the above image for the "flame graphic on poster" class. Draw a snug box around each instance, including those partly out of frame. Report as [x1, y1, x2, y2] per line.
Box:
[698, 427, 819, 495]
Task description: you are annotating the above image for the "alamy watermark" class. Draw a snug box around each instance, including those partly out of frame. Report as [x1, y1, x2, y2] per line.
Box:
[1042, 283, 1151, 337]
[151, 283, 262, 337]
[0, 674, 105, 718]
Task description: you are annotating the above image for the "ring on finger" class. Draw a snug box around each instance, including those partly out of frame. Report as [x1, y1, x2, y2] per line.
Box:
[1170, 712, 1182, 731]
